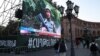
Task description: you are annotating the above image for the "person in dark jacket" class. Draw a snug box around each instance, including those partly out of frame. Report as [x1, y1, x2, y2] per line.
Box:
[54, 40, 60, 56]
[57, 38, 68, 56]
[54, 40, 59, 51]
[89, 40, 99, 56]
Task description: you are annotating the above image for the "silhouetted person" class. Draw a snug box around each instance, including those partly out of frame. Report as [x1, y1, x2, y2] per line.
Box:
[75, 38, 80, 48]
[83, 38, 90, 48]
[89, 40, 99, 56]
[57, 39, 68, 56]
[54, 40, 60, 56]
[54, 41, 59, 49]
[86, 40, 90, 48]
[82, 39, 86, 48]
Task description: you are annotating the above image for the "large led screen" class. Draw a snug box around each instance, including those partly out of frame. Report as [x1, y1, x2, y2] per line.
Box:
[20, 0, 62, 38]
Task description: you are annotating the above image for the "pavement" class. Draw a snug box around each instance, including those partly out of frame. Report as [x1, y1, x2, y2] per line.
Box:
[0, 42, 100, 56]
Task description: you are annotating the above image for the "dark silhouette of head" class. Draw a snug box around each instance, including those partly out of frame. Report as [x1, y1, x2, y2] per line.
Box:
[92, 39, 95, 42]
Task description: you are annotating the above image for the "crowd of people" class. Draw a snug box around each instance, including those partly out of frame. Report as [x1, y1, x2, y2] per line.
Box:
[53, 37, 100, 56]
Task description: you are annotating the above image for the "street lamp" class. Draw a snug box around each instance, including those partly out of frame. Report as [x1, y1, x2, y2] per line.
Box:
[59, 6, 64, 15]
[83, 27, 91, 48]
[59, 6, 64, 39]
[74, 5, 79, 16]
[66, 0, 79, 56]
[83, 27, 91, 38]
[83, 27, 89, 40]
[84, 27, 89, 34]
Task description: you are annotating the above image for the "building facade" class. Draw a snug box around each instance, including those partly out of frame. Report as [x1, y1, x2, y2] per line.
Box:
[61, 16, 100, 40]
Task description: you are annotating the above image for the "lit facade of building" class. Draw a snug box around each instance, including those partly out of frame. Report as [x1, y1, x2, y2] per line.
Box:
[61, 16, 100, 40]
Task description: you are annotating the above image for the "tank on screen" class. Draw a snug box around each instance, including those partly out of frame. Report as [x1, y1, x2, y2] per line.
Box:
[20, 0, 62, 38]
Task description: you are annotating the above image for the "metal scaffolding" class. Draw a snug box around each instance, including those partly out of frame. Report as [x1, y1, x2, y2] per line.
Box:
[0, 0, 22, 26]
